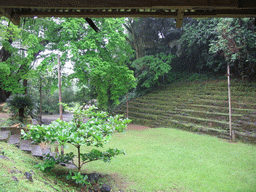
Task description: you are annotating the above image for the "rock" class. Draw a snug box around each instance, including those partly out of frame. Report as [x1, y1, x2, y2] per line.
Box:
[32, 119, 38, 125]
[87, 173, 100, 183]
[100, 184, 111, 192]
[119, 190, 124, 192]
[24, 172, 33, 182]
[0, 155, 9, 160]
[12, 167, 21, 174]
[12, 176, 18, 182]
[30, 170, 35, 175]
[65, 163, 77, 169]
[0, 131, 10, 141]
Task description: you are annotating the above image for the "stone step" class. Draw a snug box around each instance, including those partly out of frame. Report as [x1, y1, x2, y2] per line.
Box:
[65, 163, 77, 169]
[0, 130, 10, 141]
[31, 145, 51, 157]
[0, 130, 79, 167]
[8, 135, 21, 146]
[20, 139, 32, 152]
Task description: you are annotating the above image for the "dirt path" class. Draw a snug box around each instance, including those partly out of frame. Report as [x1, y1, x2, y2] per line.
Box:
[43, 114, 150, 130]
[1, 112, 150, 130]
[42, 113, 74, 124]
[126, 124, 150, 131]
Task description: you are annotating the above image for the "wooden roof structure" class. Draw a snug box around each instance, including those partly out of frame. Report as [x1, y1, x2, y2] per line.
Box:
[0, 0, 256, 28]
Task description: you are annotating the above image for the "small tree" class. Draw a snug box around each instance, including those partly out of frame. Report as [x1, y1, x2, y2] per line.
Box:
[7, 94, 34, 123]
[22, 104, 131, 185]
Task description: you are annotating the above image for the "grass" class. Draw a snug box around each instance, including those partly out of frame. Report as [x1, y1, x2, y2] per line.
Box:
[64, 128, 256, 192]
[0, 142, 78, 192]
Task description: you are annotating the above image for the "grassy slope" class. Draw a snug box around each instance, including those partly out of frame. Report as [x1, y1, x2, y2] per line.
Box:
[116, 79, 256, 142]
[0, 142, 78, 192]
[65, 128, 256, 192]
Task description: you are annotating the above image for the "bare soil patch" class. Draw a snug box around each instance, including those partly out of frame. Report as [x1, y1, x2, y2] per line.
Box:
[126, 124, 150, 131]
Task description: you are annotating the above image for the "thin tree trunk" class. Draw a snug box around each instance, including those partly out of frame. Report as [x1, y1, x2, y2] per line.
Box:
[23, 79, 28, 95]
[39, 74, 42, 125]
[130, 21, 139, 60]
[77, 145, 81, 171]
[19, 108, 24, 123]
[58, 55, 64, 155]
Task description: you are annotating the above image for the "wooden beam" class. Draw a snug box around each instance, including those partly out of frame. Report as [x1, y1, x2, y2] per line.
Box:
[1, 0, 256, 26]
[15, 8, 256, 19]
[17, 9, 177, 18]
[176, 9, 184, 28]
[0, 0, 249, 9]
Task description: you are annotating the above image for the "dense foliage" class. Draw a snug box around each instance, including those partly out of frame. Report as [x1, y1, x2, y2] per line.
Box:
[126, 17, 256, 81]
[131, 53, 175, 93]
[1, 16, 256, 114]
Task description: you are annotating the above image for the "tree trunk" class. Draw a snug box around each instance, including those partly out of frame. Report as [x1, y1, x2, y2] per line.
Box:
[130, 21, 139, 60]
[23, 79, 28, 95]
[0, 38, 13, 102]
[58, 54, 64, 155]
[39, 75, 42, 125]
[0, 89, 11, 103]
[19, 108, 25, 122]
[77, 145, 81, 171]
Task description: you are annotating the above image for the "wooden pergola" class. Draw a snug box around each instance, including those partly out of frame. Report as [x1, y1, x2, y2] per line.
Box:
[0, 0, 256, 28]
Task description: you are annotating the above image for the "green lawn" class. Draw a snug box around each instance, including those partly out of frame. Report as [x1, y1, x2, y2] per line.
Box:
[65, 128, 256, 191]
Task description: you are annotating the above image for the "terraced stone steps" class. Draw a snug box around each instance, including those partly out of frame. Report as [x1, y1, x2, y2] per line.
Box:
[115, 80, 256, 143]
[0, 127, 76, 169]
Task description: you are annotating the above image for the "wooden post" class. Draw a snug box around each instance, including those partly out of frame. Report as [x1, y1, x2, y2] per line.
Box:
[58, 54, 64, 155]
[126, 93, 128, 118]
[227, 64, 233, 141]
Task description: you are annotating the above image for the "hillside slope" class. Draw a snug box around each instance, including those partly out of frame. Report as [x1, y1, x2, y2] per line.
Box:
[116, 79, 256, 143]
[0, 142, 78, 191]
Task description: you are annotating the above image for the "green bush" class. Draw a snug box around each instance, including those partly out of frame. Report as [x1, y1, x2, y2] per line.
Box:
[6, 94, 34, 122]
[22, 104, 131, 186]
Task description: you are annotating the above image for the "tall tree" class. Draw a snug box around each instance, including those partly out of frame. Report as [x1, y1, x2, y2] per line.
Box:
[210, 18, 256, 79]
[0, 17, 54, 102]
[51, 18, 137, 110]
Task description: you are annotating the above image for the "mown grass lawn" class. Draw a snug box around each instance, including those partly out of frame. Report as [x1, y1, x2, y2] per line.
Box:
[65, 128, 256, 192]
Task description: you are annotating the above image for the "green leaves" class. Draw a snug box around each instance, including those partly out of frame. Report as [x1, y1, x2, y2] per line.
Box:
[34, 153, 75, 172]
[65, 18, 136, 111]
[132, 53, 174, 91]
[23, 103, 129, 172]
[81, 148, 125, 163]
[66, 171, 89, 186]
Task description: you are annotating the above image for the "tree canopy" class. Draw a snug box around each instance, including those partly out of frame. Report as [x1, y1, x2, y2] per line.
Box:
[1, 16, 256, 112]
